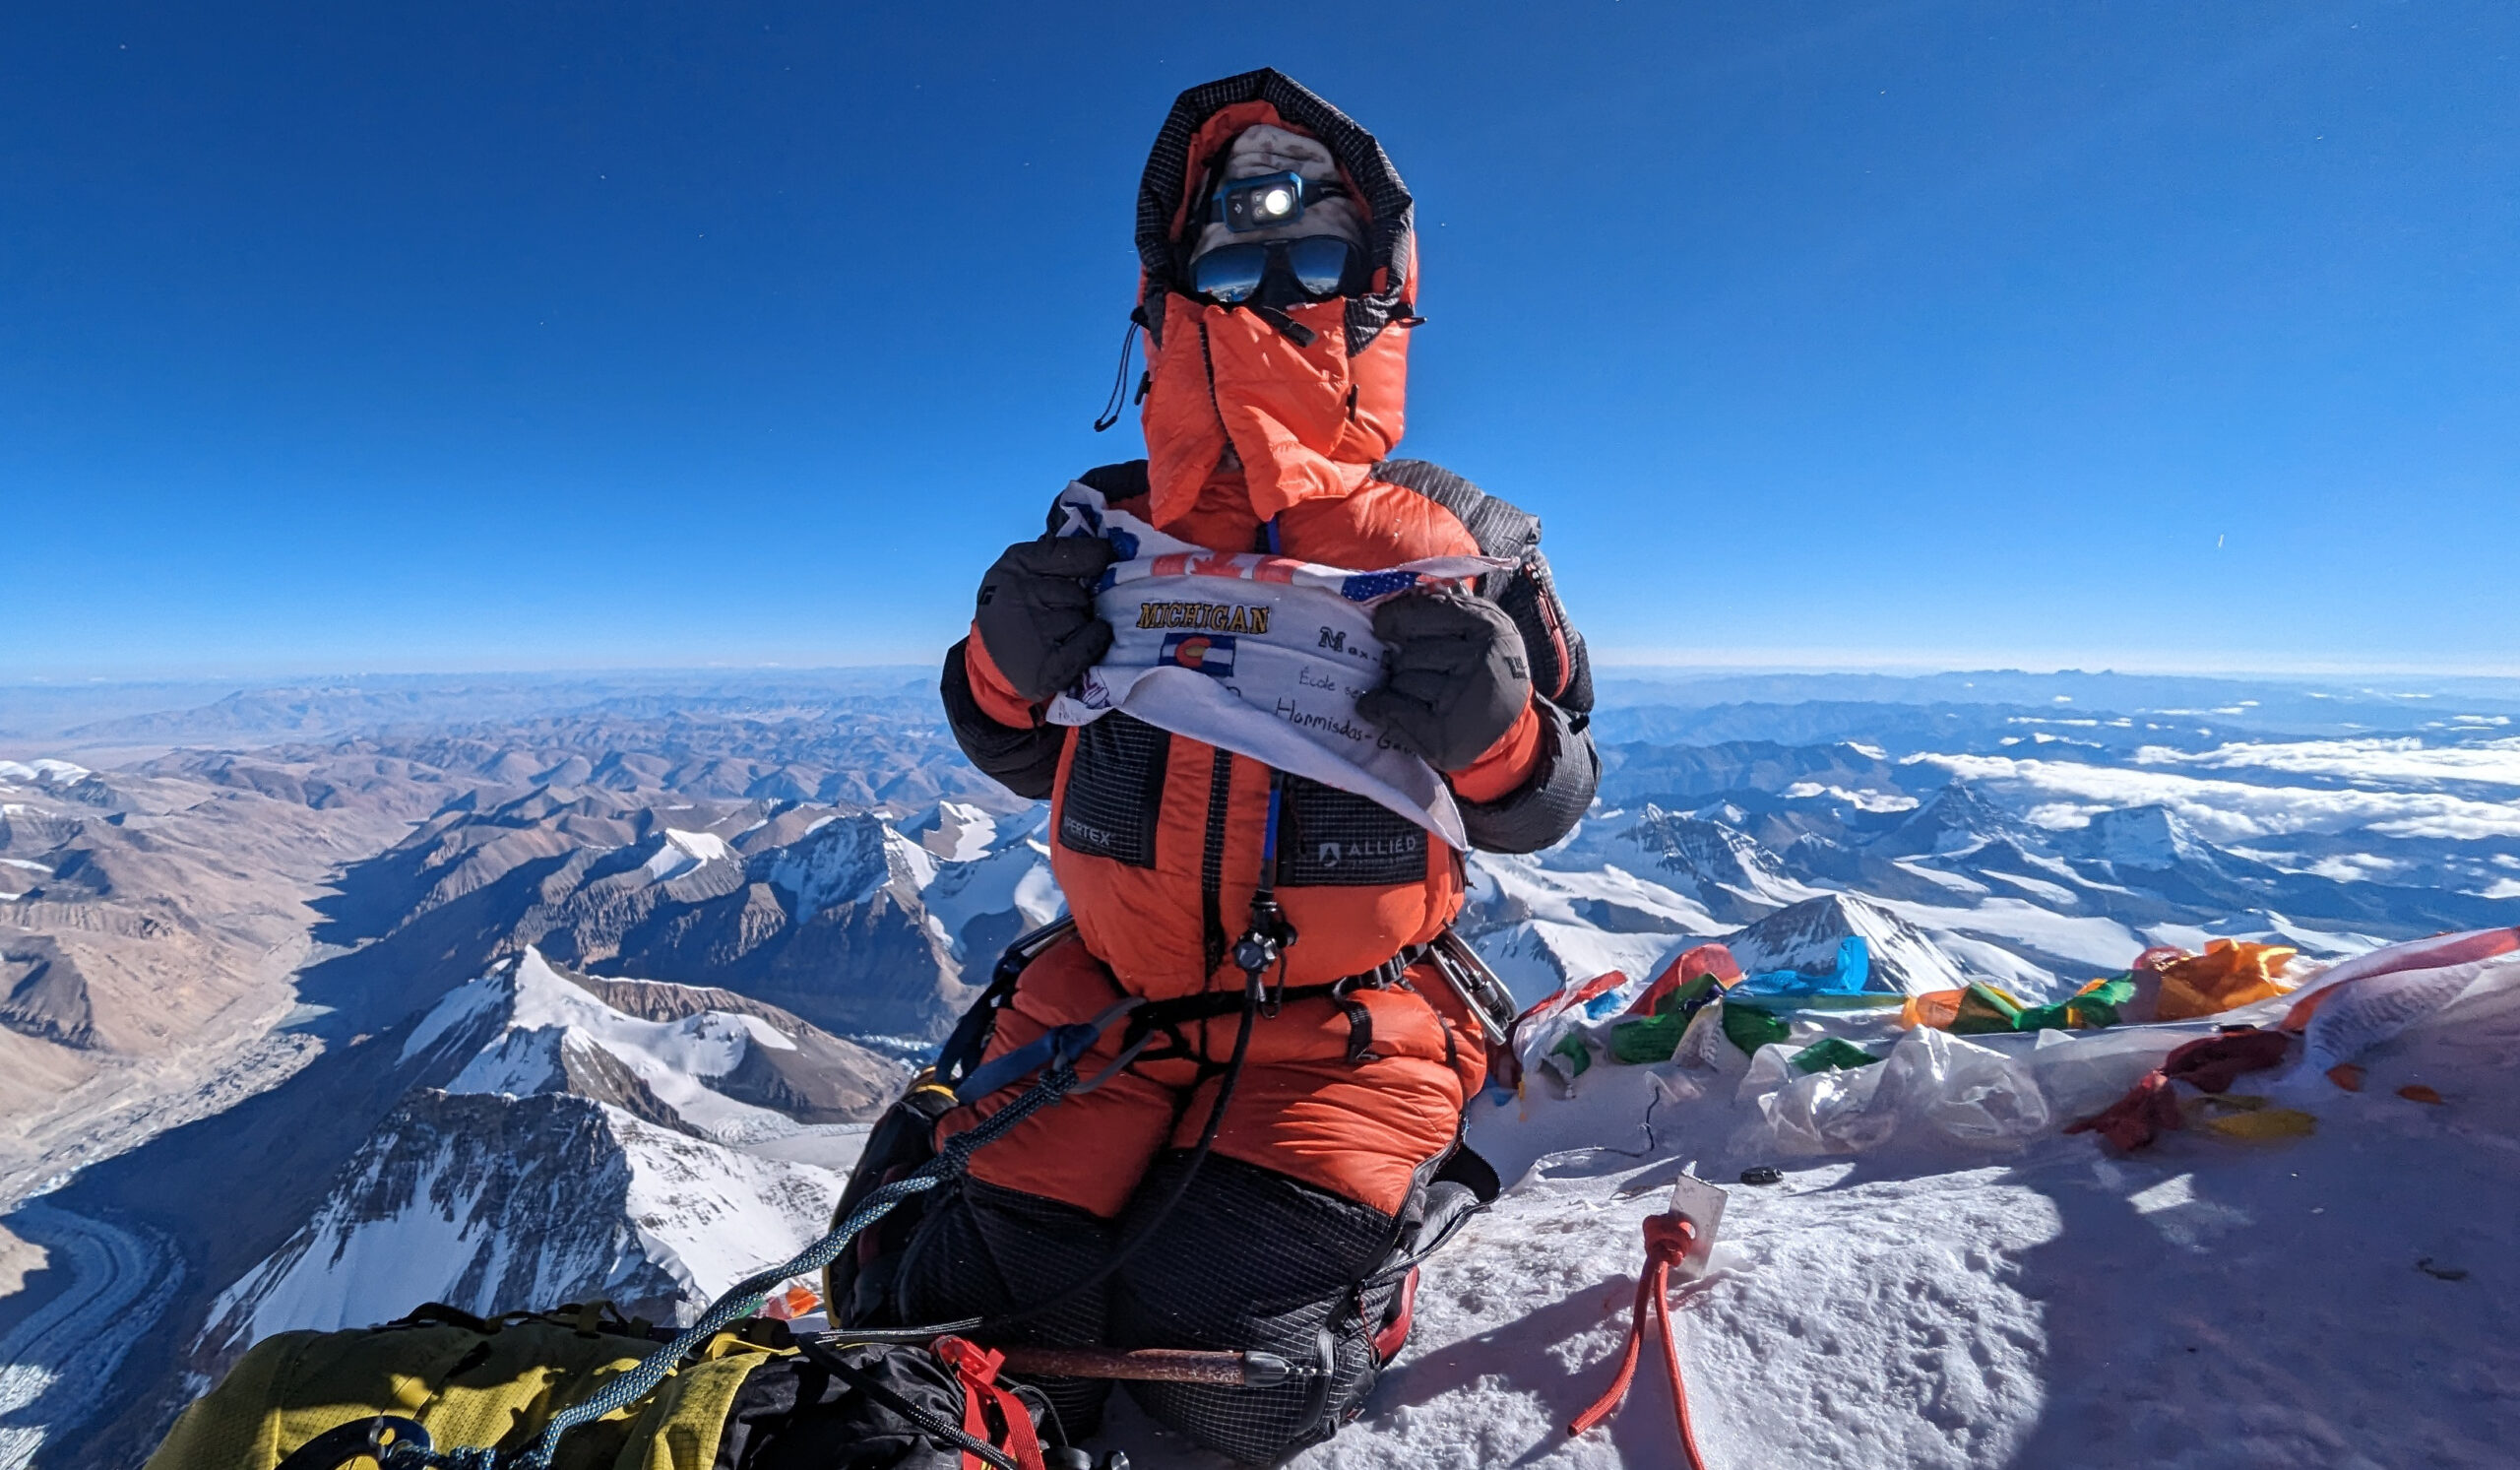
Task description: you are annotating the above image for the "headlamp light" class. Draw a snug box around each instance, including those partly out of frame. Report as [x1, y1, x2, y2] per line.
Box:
[1215, 170, 1331, 233]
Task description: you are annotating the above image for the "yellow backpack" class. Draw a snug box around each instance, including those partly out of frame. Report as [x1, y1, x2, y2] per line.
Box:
[143, 1303, 783, 1470]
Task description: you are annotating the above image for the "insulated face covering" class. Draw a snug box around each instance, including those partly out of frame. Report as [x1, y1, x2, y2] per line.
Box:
[1135, 85, 1417, 527]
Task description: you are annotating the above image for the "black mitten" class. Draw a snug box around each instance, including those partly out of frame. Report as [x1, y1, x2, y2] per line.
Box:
[1355, 588, 1532, 771]
[973, 537, 1118, 702]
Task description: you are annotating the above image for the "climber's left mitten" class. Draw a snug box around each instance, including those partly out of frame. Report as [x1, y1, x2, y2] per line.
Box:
[1357, 588, 1533, 771]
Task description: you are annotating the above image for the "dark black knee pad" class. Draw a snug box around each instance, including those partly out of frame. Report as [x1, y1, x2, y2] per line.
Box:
[891, 1177, 1119, 1438]
[1111, 1153, 1413, 1464]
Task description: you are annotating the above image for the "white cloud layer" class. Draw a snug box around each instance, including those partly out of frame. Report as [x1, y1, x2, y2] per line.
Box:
[1911, 752, 2520, 842]
[2135, 737, 2520, 791]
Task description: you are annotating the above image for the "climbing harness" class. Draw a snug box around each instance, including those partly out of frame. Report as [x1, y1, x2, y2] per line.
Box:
[1566, 1175, 1727, 1470]
[1423, 927, 1522, 1051]
[837, 768, 1329, 1354]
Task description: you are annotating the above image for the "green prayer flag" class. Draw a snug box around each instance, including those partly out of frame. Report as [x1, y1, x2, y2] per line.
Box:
[1607, 975, 1726, 1064]
[1949, 983, 2025, 1035]
[1610, 1011, 1687, 1064]
[1722, 1001, 1791, 1056]
[1790, 1037, 1882, 1073]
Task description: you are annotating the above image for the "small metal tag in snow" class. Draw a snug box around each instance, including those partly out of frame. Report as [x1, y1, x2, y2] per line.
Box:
[1666, 1175, 1727, 1279]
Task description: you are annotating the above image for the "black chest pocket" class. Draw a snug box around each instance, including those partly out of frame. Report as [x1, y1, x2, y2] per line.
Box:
[1057, 714, 1170, 866]
[1276, 777, 1432, 886]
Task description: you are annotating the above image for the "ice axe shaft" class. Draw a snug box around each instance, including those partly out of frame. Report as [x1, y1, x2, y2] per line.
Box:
[990, 1344, 1309, 1386]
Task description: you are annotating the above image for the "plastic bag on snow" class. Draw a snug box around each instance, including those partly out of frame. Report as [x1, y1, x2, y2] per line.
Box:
[1737, 1027, 2050, 1156]
[1891, 1027, 2051, 1145]
[2019, 1026, 2196, 1121]
[1740, 1041, 1900, 1155]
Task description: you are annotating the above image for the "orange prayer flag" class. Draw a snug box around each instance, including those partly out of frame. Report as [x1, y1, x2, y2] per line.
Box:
[2155, 941, 2299, 1021]
[1900, 990, 1965, 1031]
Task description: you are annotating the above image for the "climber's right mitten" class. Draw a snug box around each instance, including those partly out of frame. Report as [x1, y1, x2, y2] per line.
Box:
[973, 536, 1118, 702]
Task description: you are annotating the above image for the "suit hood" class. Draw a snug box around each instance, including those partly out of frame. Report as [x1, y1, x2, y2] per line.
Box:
[1128, 70, 1421, 528]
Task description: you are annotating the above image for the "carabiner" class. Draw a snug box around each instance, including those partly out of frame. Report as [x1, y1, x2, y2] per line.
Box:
[275, 1416, 431, 1470]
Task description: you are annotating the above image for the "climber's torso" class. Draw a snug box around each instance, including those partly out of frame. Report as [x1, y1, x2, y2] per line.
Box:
[1050, 465, 1497, 1000]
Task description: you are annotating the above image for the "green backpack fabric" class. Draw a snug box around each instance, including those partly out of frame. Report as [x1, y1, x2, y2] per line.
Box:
[144, 1303, 782, 1470]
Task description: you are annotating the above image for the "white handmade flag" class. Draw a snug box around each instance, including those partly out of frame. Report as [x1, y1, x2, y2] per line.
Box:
[1041, 480, 1508, 851]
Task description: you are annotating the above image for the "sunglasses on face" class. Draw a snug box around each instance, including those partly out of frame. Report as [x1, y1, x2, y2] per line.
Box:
[1190, 235, 1364, 305]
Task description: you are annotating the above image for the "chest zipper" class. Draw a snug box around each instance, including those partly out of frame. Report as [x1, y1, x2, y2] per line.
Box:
[1199, 743, 1235, 987]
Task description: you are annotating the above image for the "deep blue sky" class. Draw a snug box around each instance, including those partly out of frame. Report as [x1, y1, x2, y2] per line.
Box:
[5, 1, 2514, 679]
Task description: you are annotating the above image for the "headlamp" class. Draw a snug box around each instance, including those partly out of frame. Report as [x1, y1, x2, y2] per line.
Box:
[1214, 170, 1333, 233]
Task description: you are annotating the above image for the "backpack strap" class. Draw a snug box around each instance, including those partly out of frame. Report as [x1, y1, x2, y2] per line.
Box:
[1369, 458, 1592, 716]
[932, 1337, 1049, 1470]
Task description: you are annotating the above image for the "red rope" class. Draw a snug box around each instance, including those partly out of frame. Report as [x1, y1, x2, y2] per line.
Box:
[1566, 1213, 1711, 1469]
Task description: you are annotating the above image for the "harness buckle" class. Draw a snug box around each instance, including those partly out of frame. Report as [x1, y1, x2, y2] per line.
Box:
[1234, 896, 1298, 1015]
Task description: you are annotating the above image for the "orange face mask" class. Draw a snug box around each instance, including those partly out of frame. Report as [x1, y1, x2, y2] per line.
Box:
[1139, 289, 1411, 527]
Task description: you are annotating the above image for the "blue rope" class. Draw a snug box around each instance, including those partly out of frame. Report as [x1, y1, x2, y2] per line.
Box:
[387, 1058, 1082, 1470]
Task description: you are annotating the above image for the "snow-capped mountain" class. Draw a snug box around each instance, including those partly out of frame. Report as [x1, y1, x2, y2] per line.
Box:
[1612, 805, 1817, 922]
[184, 948, 888, 1398]
[1719, 892, 1974, 994]
[288, 786, 1058, 1051]
[1871, 780, 2034, 858]
[19, 944, 899, 1466]
[410, 948, 901, 1132]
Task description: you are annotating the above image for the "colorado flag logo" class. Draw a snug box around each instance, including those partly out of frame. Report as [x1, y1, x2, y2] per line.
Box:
[1161, 632, 1237, 678]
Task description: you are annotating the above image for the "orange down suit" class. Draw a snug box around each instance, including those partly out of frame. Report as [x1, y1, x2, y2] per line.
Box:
[936, 75, 1599, 1222]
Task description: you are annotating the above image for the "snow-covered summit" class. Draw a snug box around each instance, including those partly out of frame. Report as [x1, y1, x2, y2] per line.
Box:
[194, 948, 895, 1380]
[0, 759, 92, 786]
[2073, 803, 2222, 872]
[403, 947, 901, 1135]
[1874, 780, 2029, 858]
[1176, 932, 2520, 1470]
[756, 812, 931, 919]
[898, 799, 1040, 862]
[640, 826, 733, 881]
[1619, 806, 1814, 921]
[1721, 892, 1972, 994]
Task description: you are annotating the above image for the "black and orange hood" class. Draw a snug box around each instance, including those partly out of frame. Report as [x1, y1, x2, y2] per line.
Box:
[1129, 70, 1420, 529]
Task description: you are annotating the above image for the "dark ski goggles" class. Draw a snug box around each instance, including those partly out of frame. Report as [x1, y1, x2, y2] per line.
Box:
[1190, 235, 1363, 305]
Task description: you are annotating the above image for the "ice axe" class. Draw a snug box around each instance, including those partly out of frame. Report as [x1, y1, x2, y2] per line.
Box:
[991, 1338, 1335, 1462]
[990, 1343, 1327, 1388]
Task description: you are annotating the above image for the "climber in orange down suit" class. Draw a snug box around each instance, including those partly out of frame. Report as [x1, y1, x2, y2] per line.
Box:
[868, 71, 1599, 1462]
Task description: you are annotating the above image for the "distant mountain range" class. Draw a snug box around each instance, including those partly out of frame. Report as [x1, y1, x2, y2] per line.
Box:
[0, 672, 2514, 1465]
